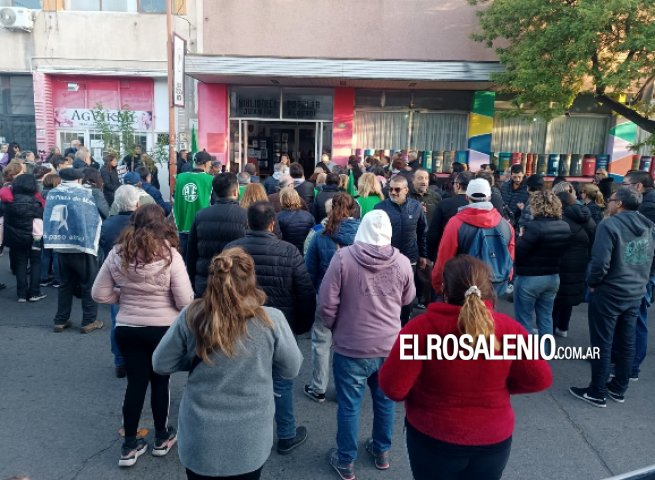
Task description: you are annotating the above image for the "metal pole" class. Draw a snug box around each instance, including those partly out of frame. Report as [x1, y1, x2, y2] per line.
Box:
[167, 0, 176, 201]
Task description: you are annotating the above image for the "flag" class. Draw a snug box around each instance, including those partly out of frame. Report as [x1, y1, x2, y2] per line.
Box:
[347, 169, 358, 197]
[190, 125, 198, 155]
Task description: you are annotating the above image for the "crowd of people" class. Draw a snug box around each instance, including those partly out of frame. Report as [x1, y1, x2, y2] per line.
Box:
[1, 141, 654, 480]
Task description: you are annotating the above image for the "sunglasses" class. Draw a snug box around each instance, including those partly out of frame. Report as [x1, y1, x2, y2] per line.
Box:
[390, 187, 404, 193]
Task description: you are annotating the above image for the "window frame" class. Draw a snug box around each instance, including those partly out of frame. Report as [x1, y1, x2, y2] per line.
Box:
[62, 0, 170, 13]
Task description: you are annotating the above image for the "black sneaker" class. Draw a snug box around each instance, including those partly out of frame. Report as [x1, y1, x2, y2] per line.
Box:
[40, 279, 52, 287]
[277, 426, 307, 454]
[119, 438, 148, 467]
[28, 293, 47, 302]
[569, 386, 606, 408]
[606, 384, 625, 403]
[329, 448, 355, 480]
[152, 427, 177, 457]
[53, 321, 72, 333]
[304, 384, 326, 403]
[115, 365, 127, 378]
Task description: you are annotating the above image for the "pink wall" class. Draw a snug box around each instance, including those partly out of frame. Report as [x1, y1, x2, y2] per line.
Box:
[198, 83, 228, 165]
[332, 88, 355, 165]
[50, 76, 154, 110]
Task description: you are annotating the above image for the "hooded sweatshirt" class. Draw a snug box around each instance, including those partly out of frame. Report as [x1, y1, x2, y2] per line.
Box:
[305, 218, 360, 289]
[432, 202, 515, 294]
[588, 210, 655, 309]
[320, 238, 415, 358]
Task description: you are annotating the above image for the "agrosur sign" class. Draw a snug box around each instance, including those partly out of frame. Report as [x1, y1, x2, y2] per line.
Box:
[54, 108, 153, 131]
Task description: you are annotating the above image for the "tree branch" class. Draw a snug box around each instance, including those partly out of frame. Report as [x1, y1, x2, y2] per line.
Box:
[595, 94, 655, 133]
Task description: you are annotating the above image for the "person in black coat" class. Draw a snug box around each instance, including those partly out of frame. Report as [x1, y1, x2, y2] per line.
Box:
[186, 173, 248, 296]
[581, 183, 606, 225]
[100, 152, 121, 207]
[552, 192, 596, 337]
[290, 163, 315, 214]
[514, 191, 572, 341]
[276, 188, 316, 254]
[1, 174, 45, 302]
[426, 171, 473, 261]
[313, 173, 341, 223]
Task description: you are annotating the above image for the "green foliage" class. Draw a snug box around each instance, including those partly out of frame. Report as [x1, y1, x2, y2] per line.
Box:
[152, 134, 170, 166]
[91, 103, 137, 157]
[469, 0, 655, 141]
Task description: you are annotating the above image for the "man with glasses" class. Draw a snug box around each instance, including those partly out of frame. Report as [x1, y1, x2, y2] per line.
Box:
[619, 171, 655, 380]
[426, 171, 474, 262]
[374, 175, 427, 325]
[570, 187, 655, 407]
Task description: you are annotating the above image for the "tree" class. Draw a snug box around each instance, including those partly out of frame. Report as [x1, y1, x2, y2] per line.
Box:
[91, 103, 137, 157]
[469, 0, 655, 146]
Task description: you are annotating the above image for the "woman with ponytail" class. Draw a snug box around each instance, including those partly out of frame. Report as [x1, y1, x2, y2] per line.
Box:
[581, 183, 606, 224]
[380, 255, 552, 480]
[153, 247, 302, 480]
[92, 204, 195, 468]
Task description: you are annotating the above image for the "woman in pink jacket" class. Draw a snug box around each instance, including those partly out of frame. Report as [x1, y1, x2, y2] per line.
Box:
[92, 204, 195, 468]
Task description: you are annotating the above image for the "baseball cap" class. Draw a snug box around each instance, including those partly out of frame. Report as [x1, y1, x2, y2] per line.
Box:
[123, 172, 141, 185]
[466, 178, 491, 200]
[59, 167, 84, 181]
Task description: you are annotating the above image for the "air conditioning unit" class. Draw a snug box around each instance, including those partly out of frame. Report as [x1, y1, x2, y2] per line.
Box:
[0, 7, 34, 32]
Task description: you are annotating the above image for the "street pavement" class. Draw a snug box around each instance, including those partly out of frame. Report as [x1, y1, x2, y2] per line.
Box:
[0, 251, 654, 480]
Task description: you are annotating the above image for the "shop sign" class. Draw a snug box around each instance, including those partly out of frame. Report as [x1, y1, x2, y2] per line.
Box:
[283, 99, 322, 119]
[235, 96, 280, 118]
[173, 34, 186, 107]
[53, 108, 153, 131]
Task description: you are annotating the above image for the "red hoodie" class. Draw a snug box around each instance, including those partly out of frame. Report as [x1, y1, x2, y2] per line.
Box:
[0, 185, 45, 207]
[432, 203, 514, 294]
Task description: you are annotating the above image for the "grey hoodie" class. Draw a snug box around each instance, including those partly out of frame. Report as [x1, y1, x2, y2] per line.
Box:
[588, 210, 655, 309]
[319, 242, 415, 358]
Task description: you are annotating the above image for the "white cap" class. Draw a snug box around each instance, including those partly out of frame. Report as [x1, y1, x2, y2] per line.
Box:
[466, 178, 491, 201]
[355, 210, 392, 246]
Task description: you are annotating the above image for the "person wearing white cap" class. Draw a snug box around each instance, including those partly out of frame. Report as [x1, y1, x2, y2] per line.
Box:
[432, 178, 515, 299]
[319, 209, 415, 480]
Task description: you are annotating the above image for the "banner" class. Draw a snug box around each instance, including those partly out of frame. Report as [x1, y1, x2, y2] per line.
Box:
[53, 108, 153, 131]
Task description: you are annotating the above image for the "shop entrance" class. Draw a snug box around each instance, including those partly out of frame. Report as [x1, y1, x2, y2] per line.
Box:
[230, 119, 332, 176]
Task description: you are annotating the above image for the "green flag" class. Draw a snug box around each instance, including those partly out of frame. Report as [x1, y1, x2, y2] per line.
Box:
[190, 125, 198, 154]
[347, 169, 358, 197]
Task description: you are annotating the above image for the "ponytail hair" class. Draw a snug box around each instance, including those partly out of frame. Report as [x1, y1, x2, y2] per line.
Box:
[582, 183, 605, 208]
[443, 255, 499, 350]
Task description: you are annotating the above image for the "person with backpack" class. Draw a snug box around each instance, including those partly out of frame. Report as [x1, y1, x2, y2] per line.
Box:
[514, 191, 571, 342]
[432, 178, 515, 300]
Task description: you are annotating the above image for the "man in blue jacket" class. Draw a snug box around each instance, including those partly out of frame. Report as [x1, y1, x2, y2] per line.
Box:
[570, 187, 655, 408]
[135, 166, 171, 216]
[374, 175, 427, 325]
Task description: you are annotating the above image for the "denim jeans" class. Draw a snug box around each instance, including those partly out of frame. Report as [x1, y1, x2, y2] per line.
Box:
[634, 274, 655, 376]
[273, 373, 296, 440]
[40, 248, 61, 284]
[110, 304, 123, 367]
[588, 295, 638, 397]
[514, 274, 560, 339]
[333, 353, 394, 464]
[309, 301, 332, 394]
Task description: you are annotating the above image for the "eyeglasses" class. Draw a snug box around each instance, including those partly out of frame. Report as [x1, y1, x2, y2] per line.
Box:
[607, 198, 620, 203]
[623, 182, 637, 186]
[390, 187, 404, 193]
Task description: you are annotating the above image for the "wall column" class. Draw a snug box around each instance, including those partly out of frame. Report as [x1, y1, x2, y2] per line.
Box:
[467, 91, 495, 171]
[197, 83, 228, 165]
[332, 87, 355, 166]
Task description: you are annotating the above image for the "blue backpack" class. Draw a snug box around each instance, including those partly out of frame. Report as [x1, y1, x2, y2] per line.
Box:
[457, 220, 512, 296]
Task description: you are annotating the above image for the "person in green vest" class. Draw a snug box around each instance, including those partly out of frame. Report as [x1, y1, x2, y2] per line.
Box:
[356, 172, 384, 217]
[173, 151, 214, 260]
[237, 171, 251, 200]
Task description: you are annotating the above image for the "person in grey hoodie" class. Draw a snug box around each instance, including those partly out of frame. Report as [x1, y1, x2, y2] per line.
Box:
[320, 209, 415, 480]
[153, 247, 303, 479]
[570, 187, 655, 408]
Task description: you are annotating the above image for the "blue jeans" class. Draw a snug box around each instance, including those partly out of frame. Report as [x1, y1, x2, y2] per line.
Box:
[589, 295, 638, 397]
[110, 304, 123, 367]
[40, 249, 61, 283]
[273, 373, 296, 440]
[514, 274, 560, 339]
[333, 353, 395, 464]
[634, 275, 655, 376]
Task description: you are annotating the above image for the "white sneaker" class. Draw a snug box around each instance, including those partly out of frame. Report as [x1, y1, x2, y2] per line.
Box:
[555, 328, 568, 338]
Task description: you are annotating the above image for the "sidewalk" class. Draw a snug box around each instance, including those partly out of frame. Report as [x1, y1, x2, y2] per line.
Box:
[0, 252, 652, 479]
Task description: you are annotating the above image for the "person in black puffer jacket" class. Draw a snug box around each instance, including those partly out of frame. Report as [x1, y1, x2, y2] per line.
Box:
[100, 152, 121, 207]
[1, 174, 45, 302]
[553, 192, 596, 337]
[290, 163, 315, 214]
[514, 191, 571, 342]
[313, 173, 340, 223]
[187, 173, 248, 296]
[276, 188, 316, 254]
[226, 201, 316, 335]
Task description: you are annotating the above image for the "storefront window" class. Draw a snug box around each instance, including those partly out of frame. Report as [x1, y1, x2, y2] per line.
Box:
[64, 0, 139, 11]
[0, 0, 41, 7]
[282, 89, 333, 121]
[0, 75, 36, 151]
[139, 0, 165, 12]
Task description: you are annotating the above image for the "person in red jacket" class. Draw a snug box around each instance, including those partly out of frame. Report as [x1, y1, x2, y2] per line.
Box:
[432, 178, 514, 298]
[380, 255, 552, 480]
